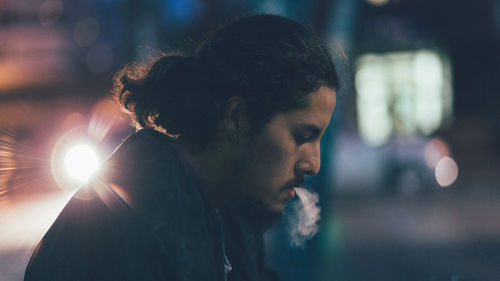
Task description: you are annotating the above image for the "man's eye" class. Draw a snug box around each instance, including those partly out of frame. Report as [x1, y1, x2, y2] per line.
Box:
[294, 134, 311, 144]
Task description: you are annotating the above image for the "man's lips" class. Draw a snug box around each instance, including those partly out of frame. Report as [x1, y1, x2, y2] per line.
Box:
[282, 178, 304, 199]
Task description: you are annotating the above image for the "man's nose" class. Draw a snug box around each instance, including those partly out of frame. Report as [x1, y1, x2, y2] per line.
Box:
[295, 143, 321, 177]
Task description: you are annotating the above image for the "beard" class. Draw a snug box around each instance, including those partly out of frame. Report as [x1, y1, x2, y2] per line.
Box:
[223, 140, 293, 230]
[226, 194, 285, 232]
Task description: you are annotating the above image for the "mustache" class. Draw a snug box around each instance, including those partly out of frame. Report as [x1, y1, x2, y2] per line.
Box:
[282, 177, 304, 190]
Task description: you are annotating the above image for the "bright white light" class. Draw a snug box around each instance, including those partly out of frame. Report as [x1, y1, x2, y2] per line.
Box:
[435, 156, 458, 187]
[64, 144, 99, 182]
[355, 56, 392, 146]
[354, 49, 452, 146]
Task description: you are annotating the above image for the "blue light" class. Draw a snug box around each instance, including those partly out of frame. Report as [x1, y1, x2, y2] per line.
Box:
[161, 0, 202, 25]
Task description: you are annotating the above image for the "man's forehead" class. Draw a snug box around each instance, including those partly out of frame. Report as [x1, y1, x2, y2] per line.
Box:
[276, 108, 330, 133]
[270, 87, 336, 129]
[287, 98, 335, 128]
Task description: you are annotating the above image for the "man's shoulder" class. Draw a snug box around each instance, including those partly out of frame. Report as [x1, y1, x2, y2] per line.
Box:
[112, 128, 179, 162]
[24, 129, 187, 281]
[99, 128, 182, 183]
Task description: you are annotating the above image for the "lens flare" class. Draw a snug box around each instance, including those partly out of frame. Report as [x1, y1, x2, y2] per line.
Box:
[61, 112, 86, 132]
[88, 97, 126, 141]
[51, 126, 102, 192]
[0, 130, 17, 201]
[64, 144, 99, 182]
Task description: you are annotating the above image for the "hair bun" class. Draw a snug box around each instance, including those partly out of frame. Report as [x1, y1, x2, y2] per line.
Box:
[114, 53, 196, 134]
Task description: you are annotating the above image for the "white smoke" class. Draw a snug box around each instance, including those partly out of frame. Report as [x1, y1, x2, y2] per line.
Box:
[287, 187, 321, 248]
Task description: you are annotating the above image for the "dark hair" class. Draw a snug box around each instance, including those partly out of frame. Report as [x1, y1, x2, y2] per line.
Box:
[114, 14, 340, 152]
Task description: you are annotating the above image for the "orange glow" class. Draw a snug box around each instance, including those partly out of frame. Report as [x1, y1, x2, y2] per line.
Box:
[0, 26, 69, 91]
[365, 0, 390, 6]
[109, 183, 134, 208]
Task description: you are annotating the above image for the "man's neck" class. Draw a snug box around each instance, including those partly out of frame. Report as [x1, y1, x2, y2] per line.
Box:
[174, 143, 229, 208]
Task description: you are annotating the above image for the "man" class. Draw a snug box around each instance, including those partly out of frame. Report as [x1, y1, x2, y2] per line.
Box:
[25, 14, 339, 281]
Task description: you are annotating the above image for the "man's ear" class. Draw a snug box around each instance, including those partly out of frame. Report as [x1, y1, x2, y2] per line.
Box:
[223, 97, 249, 144]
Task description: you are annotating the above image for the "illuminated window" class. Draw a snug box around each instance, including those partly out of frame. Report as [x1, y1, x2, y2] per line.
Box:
[354, 49, 453, 146]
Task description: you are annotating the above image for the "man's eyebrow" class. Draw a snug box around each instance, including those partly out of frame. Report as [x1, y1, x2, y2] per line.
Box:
[296, 124, 322, 136]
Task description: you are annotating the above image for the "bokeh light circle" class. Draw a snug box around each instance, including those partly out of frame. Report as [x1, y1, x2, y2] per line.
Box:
[39, 0, 63, 27]
[424, 138, 450, 169]
[73, 18, 100, 47]
[435, 156, 458, 187]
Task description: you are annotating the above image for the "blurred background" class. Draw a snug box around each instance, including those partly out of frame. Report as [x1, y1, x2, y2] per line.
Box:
[0, 0, 499, 280]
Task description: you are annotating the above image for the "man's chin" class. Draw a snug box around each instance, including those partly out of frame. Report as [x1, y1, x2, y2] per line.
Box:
[230, 198, 285, 230]
[259, 206, 284, 229]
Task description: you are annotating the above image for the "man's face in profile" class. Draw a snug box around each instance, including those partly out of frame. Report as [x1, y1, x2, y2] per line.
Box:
[231, 86, 336, 226]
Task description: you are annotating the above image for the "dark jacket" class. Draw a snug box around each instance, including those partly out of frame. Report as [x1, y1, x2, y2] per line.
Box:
[24, 129, 279, 281]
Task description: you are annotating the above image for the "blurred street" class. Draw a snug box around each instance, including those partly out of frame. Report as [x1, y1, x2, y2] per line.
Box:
[326, 190, 500, 281]
[0, 189, 72, 281]
[3, 186, 500, 281]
